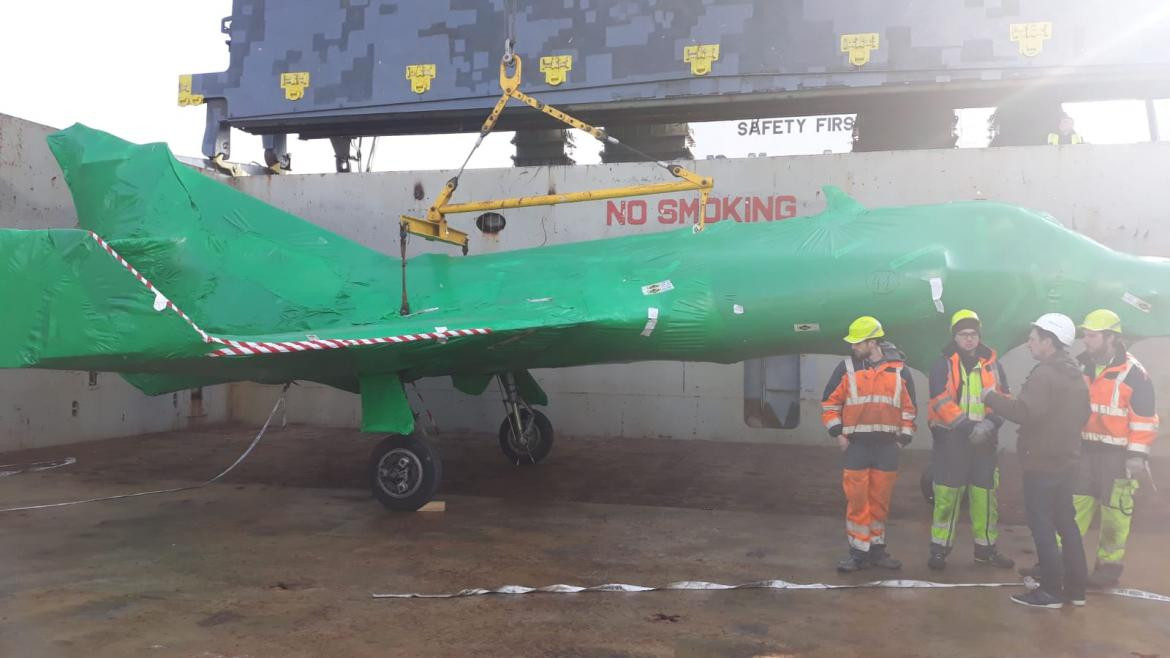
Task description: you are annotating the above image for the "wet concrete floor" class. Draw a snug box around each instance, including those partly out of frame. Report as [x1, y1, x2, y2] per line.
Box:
[2, 425, 1168, 657]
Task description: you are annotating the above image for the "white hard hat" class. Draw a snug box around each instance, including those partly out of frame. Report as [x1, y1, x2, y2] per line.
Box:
[1032, 313, 1076, 347]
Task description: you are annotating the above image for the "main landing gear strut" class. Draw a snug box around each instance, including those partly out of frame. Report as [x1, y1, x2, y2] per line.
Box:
[367, 373, 555, 511]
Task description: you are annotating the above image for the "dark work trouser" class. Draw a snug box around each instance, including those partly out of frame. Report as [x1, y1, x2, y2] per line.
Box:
[1023, 468, 1088, 600]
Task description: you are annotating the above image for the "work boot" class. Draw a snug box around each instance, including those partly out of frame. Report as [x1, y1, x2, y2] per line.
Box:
[1087, 562, 1123, 589]
[1010, 589, 1064, 609]
[868, 546, 902, 570]
[1018, 563, 1042, 579]
[927, 551, 947, 571]
[836, 552, 871, 573]
[974, 546, 1015, 569]
[836, 555, 869, 573]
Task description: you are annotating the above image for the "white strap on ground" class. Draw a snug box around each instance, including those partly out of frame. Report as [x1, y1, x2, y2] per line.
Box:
[0, 385, 288, 513]
[372, 578, 1170, 603]
[0, 457, 77, 478]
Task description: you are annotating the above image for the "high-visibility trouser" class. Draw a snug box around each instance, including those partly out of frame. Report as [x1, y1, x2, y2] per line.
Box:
[843, 440, 900, 553]
[932, 476, 1000, 553]
[1074, 480, 1138, 565]
[1072, 445, 1138, 565]
[929, 431, 1000, 553]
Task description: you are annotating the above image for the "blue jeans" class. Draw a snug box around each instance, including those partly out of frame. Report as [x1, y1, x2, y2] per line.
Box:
[1023, 468, 1088, 599]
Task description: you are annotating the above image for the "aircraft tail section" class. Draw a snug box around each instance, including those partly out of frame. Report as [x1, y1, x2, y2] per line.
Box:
[45, 124, 403, 338]
[0, 228, 208, 372]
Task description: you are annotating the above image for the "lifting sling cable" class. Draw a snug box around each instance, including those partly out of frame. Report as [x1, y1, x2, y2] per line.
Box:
[399, 41, 714, 252]
[397, 38, 715, 314]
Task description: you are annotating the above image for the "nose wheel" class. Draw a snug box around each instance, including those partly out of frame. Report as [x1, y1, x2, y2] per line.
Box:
[498, 408, 554, 465]
[369, 434, 442, 511]
[497, 373, 554, 465]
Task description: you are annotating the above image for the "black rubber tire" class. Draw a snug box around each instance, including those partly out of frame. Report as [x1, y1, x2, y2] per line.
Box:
[498, 409, 554, 465]
[368, 434, 442, 511]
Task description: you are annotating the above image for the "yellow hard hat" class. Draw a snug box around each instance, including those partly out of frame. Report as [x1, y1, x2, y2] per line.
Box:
[1081, 309, 1122, 333]
[844, 316, 885, 344]
[950, 309, 981, 330]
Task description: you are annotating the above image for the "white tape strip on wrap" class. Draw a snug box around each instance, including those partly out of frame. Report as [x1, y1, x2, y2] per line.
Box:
[641, 307, 660, 337]
[929, 277, 945, 313]
[371, 578, 1170, 603]
[1123, 291, 1152, 313]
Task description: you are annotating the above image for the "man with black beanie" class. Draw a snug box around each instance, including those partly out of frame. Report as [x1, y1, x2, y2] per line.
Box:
[925, 309, 1015, 571]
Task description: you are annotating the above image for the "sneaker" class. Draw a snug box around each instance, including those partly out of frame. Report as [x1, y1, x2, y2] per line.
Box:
[1066, 596, 1086, 607]
[837, 554, 870, 573]
[927, 553, 947, 571]
[1018, 563, 1041, 578]
[869, 547, 902, 570]
[974, 548, 1016, 569]
[1010, 589, 1064, 609]
[1087, 563, 1122, 589]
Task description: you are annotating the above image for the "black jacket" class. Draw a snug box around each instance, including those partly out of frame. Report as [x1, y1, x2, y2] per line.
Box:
[985, 353, 1090, 472]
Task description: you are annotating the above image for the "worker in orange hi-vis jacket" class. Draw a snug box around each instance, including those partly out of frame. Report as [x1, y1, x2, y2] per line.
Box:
[822, 316, 917, 573]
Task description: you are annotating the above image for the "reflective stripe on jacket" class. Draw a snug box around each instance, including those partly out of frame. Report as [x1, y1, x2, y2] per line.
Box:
[1079, 351, 1159, 455]
[822, 341, 917, 442]
[928, 345, 1008, 429]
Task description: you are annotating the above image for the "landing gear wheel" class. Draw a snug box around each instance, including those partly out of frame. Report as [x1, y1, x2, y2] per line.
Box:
[369, 434, 442, 511]
[498, 409, 554, 465]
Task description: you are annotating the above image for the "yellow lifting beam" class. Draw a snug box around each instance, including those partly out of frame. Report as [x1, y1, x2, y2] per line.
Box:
[401, 53, 714, 250]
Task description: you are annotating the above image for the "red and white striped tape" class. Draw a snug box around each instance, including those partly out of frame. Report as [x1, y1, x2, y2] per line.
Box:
[88, 231, 219, 345]
[86, 231, 491, 358]
[207, 329, 491, 357]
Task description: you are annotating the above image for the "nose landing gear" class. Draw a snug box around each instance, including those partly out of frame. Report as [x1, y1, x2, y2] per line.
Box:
[497, 373, 554, 465]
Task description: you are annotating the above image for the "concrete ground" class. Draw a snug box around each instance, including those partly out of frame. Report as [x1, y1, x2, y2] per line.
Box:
[2, 425, 1169, 658]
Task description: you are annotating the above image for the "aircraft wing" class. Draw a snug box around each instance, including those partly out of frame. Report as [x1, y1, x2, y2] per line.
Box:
[3, 124, 712, 401]
[0, 221, 619, 432]
[0, 222, 596, 380]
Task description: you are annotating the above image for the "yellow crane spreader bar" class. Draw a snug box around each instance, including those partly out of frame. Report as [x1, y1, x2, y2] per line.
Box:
[401, 54, 713, 251]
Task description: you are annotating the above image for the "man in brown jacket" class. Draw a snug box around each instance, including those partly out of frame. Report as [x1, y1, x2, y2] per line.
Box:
[984, 313, 1090, 609]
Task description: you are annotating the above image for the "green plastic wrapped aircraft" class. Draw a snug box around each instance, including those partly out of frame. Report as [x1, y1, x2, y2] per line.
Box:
[2, 125, 1165, 509]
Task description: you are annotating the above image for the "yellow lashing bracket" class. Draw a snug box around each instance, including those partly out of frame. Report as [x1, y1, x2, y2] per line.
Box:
[401, 54, 715, 250]
[280, 72, 311, 101]
[1010, 22, 1052, 57]
[840, 33, 880, 67]
[406, 64, 437, 94]
[683, 44, 720, 76]
[211, 154, 245, 178]
[539, 55, 573, 86]
[178, 74, 204, 107]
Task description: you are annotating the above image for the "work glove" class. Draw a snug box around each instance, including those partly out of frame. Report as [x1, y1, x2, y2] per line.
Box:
[828, 425, 843, 438]
[969, 419, 996, 445]
[1126, 455, 1147, 479]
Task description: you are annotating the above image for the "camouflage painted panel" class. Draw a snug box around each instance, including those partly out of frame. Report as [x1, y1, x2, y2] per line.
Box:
[188, 0, 1170, 129]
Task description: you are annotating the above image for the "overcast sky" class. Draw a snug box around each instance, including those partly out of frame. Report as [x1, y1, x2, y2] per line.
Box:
[2, 1, 1166, 173]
